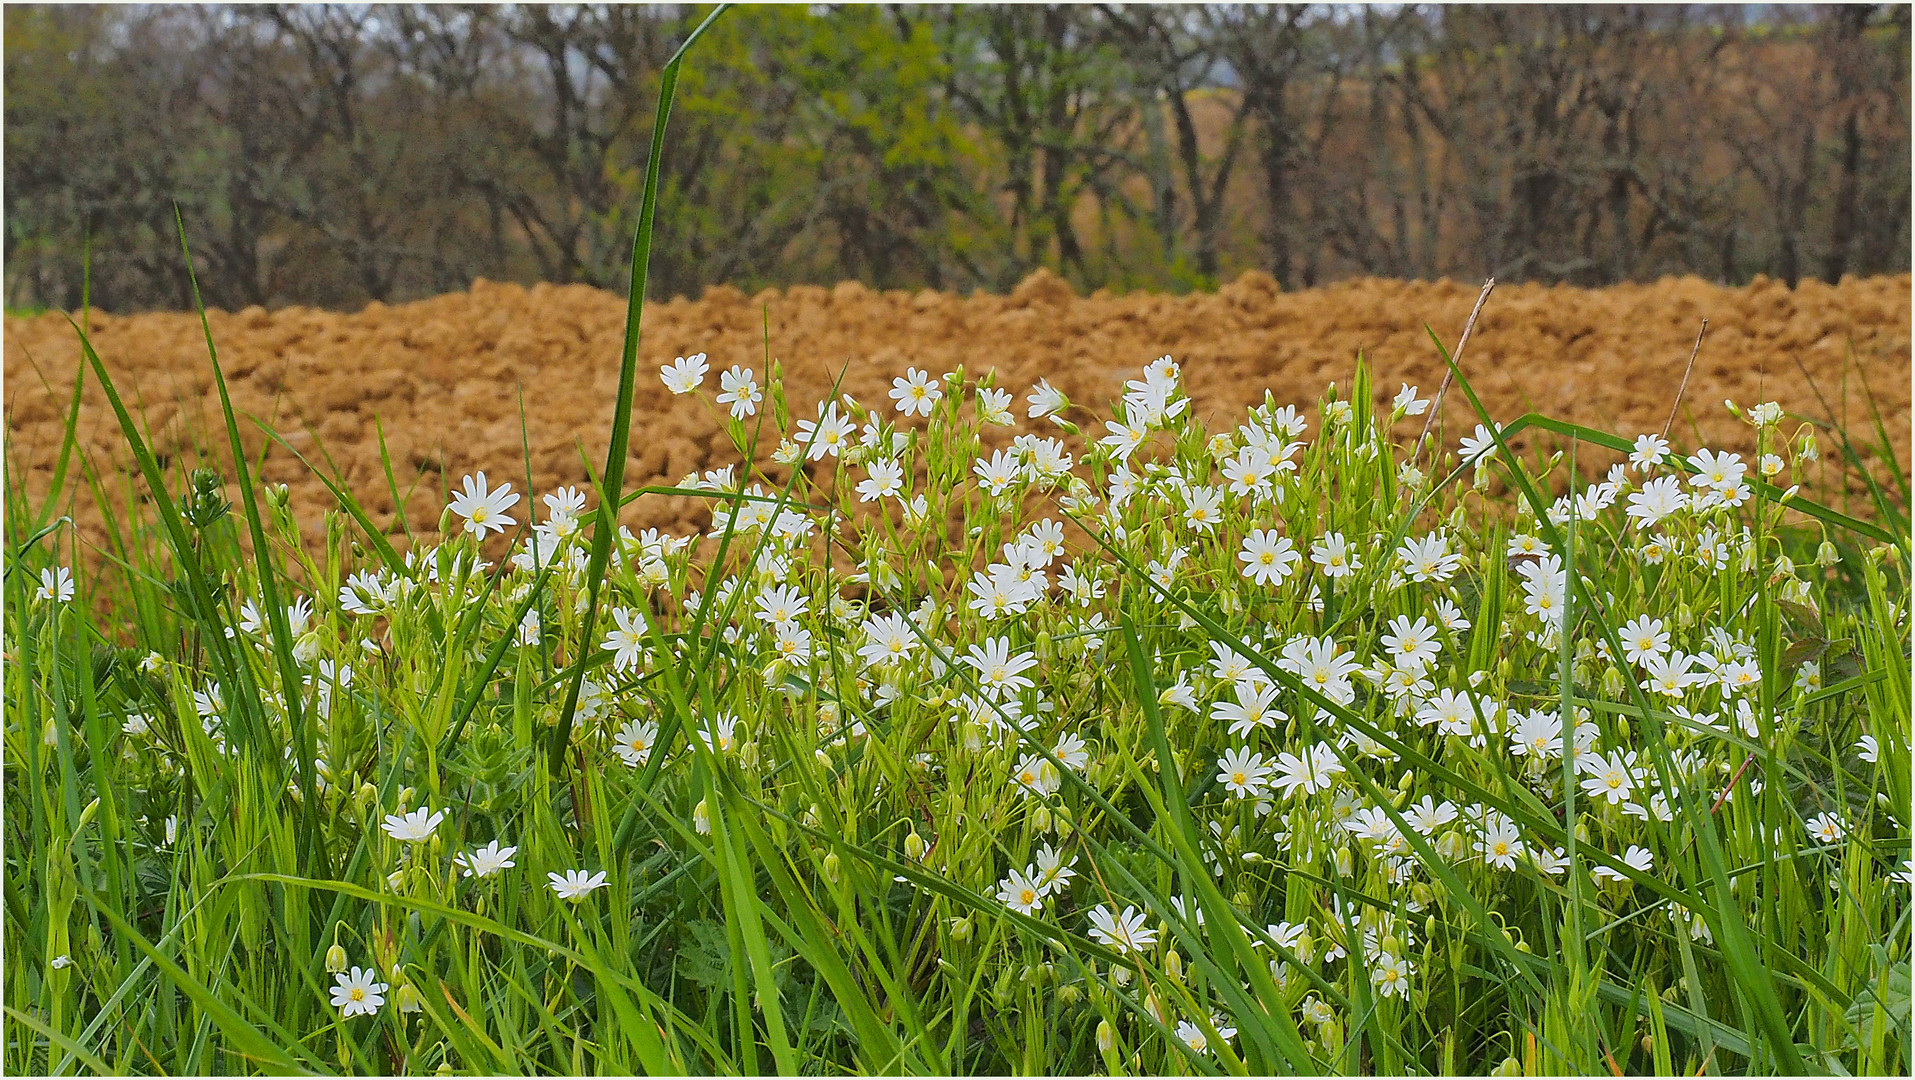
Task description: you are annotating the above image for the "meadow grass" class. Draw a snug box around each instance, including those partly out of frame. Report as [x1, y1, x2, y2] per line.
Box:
[5, 14, 1912, 1076]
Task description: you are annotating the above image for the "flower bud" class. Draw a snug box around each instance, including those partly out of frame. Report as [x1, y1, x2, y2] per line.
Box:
[949, 916, 972, 942]
[1164, 949, 1183, 983]
[1096, 1020, 1116, 1056]
[904, 831, 927, 861]
[397, 982, 423, 1014]
[821, 851, 841, 885]
[325, 942, 348, 973]
[693, 799, 711, 836]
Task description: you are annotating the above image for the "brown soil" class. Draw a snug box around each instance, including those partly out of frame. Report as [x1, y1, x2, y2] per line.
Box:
[6, 270, 1909, 567]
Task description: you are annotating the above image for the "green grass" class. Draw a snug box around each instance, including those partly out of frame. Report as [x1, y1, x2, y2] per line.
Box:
[5, 10, 1911, 1076]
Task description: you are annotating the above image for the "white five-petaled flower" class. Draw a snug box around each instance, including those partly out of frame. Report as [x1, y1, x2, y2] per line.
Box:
[660, 352, 709, 394]
[547, 869, 609, 900]
[602, 607, 648, 672]
[454, 839, 519, 879]
[1686, 448, 1746, 490]
[381, 807, 447, 844]
[857, 458, 905, 503]
[1027, 379, 1068, 420]
[1591, 845, 1654, 883]
[962, 637, 1039, 699]
[889, 367, 945, 417]
[1216, 746, 1271, 799]
[996, 869, 1044, 915]
[793, 401, 856, 460]
[1618, 615, 1670, 666]
[1380, 615, 1441, 671]
[1238, 529, 1301, 586]
[37, 567, 75, 604]
[1579, 751, 1636, 805]
[716, 365, 761, 419]
[1393, 383, 1429, 416]
[1087, 904, 1158, 954]
[448, 472, 520, 540]
[1311, 533, 1360, 578]
[1370, 951, 1412, 999]
[858, 612, 919, 668]
[1804, 812, 1847, 845]
[613, 719, 660, 767]
[331, 967, 388, 1018]
[1630, 432, 1670, 472]
[1625, 475, 1688, 528]
[1271, 742, 1344, 800]
[1458, 424, 1498, 468]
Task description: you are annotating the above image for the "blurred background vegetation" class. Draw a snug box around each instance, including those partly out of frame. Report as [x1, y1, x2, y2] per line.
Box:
[5, 3, 1909, 313]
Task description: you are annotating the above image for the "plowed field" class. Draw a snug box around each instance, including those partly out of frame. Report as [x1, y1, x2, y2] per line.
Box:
[7, 270, 1909, 561]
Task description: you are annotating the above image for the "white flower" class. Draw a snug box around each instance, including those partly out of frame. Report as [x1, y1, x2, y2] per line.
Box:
[660, 352, 709, 394]
[889, 367, 944, 417]
[1625, 475, 1688, 528]
[1579, 751, 1636, 805]
[454, 839, 518, 879]
[381, 807, 446, 844]
[1592, 845, 1654, 884]
[1618, 615, 1670, 666]
[37, 567, 75, 604]
[1857, 735, 1880, 764]
[858, 612, 919, 668]
[1175, 1020, 1211, 1055]
[1216, 746, 1271, 799]
[1398, 532, 1464, 583]
[1458, 424, 1498, 468]
[1686, 448, 1746, 490]
[1238, 529, 1301, 586]
[1380, 615, 1441, 671]
[613, 719, 659, 768]
[1271, 742, 1344, 800]
[1630, 433, 1670, 472]
[1032, 844, 1077, 894]
[1211, 681, 1285, 738]
[331, 967, 388, 1018]
[1393, 383, 1429, 416]
[448, 472, 520, 540]
[857, 458, 905, 503]
[1049, 733, 1090, 773]
[1370, 951, 1412, 999]
[1182, 486, 1224, 532]
[1087, 904, 1158, 953]
[602, 607, 649, 673]
[1478, 818, 1524, 870]
[1311, 533, 1361, 578]
[1804, 812, 1847, 845]
[547, 869, 609, 900]
[49, 954, 71, 970]
[976, 387, 1015, 426]
[996, 869, 1044, 915]
[793, 401, 856, 460]
[1027, 379, 1068, 420]
[1012, 755, 1061, 797]
[716, 366, 761, 419]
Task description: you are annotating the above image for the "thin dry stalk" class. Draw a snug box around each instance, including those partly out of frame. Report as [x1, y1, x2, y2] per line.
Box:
[1415, 277, 1496, 462]
[1661, 319, 1709, 440]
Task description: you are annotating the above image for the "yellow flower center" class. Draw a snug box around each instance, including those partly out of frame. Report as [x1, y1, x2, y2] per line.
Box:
[350, 988, 366, 1001]
[471, 507, 489, 523]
